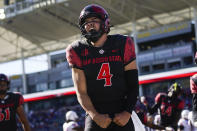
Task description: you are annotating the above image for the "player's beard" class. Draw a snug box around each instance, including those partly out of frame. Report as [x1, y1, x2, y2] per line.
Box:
[0, 89, 7, 95]
[84, 21, 105, 43]
[85, 29, 103, 43]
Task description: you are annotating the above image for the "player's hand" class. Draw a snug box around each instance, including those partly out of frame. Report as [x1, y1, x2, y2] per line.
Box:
[113, 111, 131, 126]
[92, 113, 112, 128]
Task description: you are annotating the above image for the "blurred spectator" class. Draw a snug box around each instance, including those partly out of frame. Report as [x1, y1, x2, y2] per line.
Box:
[177, 110, 191, 131]
[20, 104, 85, 131]
[63, 110, 83, 131]
[188, 111, 197, 131]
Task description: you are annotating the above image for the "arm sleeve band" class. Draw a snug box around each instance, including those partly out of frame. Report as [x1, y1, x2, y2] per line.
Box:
[124, 69, 139, 114]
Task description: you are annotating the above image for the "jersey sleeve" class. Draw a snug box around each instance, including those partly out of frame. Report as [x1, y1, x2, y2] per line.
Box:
[19, 95, 24, 106]
[190, 74, 197, 94]
[66, 44, 83, 70]
[15, 93, 24, 107]
[123, 36, 136, 65]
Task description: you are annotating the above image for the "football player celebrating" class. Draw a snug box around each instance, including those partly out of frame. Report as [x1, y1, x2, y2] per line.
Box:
[142, 83, 185, 130]
[190, 52, 197, 126]
[66, 4, 139, 131]
[0, 74, 31, 131]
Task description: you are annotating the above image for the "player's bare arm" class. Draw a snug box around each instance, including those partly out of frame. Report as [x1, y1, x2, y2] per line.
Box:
[124, 59, 137, 71]
[72, 68, 112, 128]
[16, 105, 31, 131]
[113, 60, 139, 126]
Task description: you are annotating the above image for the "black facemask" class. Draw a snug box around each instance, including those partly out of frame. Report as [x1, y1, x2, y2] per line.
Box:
[84, 29, 103, 43]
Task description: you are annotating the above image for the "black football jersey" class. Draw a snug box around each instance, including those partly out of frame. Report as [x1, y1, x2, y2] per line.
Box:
[66, 35, 136, 114]
[155, 93, 184, 127]
[0, 92, 24, 131]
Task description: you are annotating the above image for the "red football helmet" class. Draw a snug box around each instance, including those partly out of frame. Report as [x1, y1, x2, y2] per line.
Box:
[0, 73, 9, 84]
[78, 4, 110, 42]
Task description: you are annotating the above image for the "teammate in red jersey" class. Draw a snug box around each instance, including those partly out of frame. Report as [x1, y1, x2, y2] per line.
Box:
[66, 4, 139, 131]
[190, 52, 197, 126]
[0, 73, 31, 131]
[142, 83, 185, 130]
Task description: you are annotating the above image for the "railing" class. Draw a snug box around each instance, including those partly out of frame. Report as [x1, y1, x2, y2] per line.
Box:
[0, 0, 67, 19]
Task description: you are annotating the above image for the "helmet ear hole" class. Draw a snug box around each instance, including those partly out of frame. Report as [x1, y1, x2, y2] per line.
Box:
[104, 18, 110, 33]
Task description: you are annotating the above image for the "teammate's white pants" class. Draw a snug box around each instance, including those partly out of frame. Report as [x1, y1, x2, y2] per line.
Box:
[131, 111, 145, 131]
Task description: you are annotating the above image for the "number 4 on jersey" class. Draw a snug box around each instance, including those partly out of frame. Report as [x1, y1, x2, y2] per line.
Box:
[97, 63, 113, 86]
